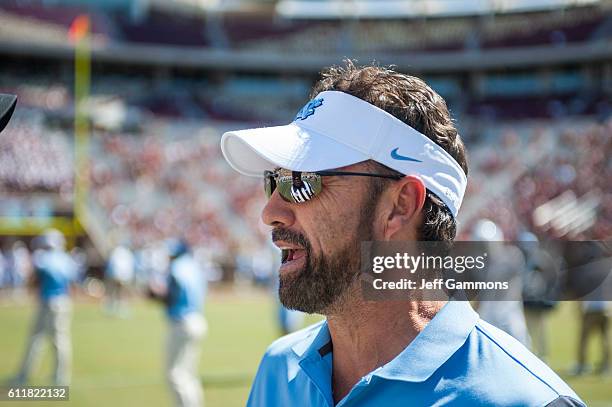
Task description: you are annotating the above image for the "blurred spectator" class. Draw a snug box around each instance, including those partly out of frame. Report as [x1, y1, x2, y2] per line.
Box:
[149, 239, 207, 407]
[277, 298, 303, 337]
[103, 244, 135, 318]
[0, 249, 6, 290]
[14, 229, 78, 386]
[572, 301, 610, 376]
[473, 219, 531, 346]
[5, 240, 33, 299]
[520, 233, 560, 361]
[69, 246, 88, 284]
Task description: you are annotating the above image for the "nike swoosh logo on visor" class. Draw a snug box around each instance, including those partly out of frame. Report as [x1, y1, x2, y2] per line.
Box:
[390, 148, 422, 162]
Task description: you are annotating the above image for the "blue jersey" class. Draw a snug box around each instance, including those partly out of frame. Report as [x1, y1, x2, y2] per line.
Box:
[34, 250, 77, 302]
[167, 254, 206, 321]
[247, 301, 584, 407]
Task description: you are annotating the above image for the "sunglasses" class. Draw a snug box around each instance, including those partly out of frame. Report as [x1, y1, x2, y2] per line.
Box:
[264, 169, 403, 204]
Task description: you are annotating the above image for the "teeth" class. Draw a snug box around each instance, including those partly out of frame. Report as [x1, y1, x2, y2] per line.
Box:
[281, 248, 303, 264]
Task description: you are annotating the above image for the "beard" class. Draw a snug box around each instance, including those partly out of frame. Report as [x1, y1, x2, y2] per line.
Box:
[272, 192, 378, 315]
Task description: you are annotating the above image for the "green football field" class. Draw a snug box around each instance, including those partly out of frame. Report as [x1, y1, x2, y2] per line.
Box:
[0, 290, 610, 407]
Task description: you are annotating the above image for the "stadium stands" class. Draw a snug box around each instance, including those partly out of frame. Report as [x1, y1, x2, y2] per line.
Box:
[1, 1, 609, 52]
[0, 1, 113, 36]
[0, 110, 73, 191]
[114, 10, 210, 46]
[87, 120, 266, 255]
[0, 86, 609, 254]
[0, 0, 609, 266]
[230, 5, 610, 53]
[459, 118, 611, 240]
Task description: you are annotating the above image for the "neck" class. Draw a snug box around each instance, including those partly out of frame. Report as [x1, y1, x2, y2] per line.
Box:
[326, 293, 445, 404]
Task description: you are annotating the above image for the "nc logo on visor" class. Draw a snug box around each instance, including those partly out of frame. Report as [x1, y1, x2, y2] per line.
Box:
[294, 98, 323, 121]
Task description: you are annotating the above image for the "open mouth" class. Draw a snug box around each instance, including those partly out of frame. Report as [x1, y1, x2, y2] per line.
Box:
[281, 248, 306, 264]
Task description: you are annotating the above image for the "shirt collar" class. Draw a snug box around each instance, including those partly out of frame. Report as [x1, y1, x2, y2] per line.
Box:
[292, 301, 479, 382]
[292, 319, 331, 358]
[373, 301, 479, 382]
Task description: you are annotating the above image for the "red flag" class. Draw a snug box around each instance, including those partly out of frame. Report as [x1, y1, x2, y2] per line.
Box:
[69, 14, 90, 42]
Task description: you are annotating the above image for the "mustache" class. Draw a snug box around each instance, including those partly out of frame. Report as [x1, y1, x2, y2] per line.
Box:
[272, 228, 310, 250]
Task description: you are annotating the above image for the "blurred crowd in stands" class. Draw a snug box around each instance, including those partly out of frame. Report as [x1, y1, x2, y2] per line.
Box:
[90, 122, 268, 258]
[0, 1, 609, 52]
[232, 6, 609, 53]
[0, 109, 73, 191]
[0, 0, 609, 283]
[460, 119, 612, 241]
[0, 98, 609, 271]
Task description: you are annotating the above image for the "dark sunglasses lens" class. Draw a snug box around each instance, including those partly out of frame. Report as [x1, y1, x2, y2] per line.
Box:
[276, 173, 322, 203]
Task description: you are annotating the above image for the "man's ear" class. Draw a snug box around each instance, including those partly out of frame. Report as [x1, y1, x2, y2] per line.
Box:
[383, 175, 426, 240]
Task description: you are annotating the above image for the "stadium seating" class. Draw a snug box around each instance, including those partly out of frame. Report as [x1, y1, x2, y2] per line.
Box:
[0, 86, 609, 252]
[0, 1, 609, 265]
[0, 0, 114, 38]
[114, 10, 210, 46]
[0, 110, 73, 191]
[1, 1, 609, 52]
[459, 118, 611, 240]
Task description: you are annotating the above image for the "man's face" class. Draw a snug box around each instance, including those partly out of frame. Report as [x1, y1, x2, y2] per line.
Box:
[262, 163, 381, 314]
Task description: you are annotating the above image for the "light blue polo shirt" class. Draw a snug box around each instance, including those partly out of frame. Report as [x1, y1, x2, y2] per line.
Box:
[166, 253, 206, 322]
[248, 301, 584, 407]
[34, 249, 77, 303]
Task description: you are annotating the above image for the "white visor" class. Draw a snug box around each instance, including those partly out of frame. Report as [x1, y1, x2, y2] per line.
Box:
[221, 90, 467, 217]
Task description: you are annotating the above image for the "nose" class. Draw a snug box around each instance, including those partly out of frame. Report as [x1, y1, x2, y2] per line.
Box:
[261, 190, 295, 228]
